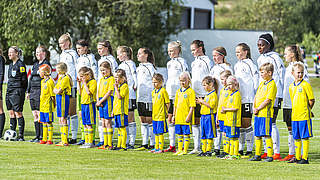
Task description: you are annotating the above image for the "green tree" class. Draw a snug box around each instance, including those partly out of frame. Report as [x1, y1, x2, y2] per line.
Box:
[301, 32, 320, 53]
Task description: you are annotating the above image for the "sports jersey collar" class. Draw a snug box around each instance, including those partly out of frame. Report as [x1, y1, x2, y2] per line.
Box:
[119, 82, 126, 88]
[87, 78, 94, 83]
[207, 89, 215, 96]
[104, 75, 111, 80]
[44, 77, 50, 83]
[223, 87, 229, 91]
[180, 86, 190, 92]
[156, 87, 162, 93]
[230, 90, 238, 96]
[294, 79, 303, 86]
[264, 78, 274, 85]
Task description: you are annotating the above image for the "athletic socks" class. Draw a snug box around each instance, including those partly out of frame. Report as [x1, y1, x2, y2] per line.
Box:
[192, 125, 200, 151]
[141, 123, 149, 146]
[128, 122, 136, 146]
[149, 124, 155, 146]
[17, 117, 25, 138]
[255, 138, 262, 156]
[271, 123, 280, 154]
[184, 135, 190, 153]
[178, 135, 183, 152]
[117, 128, 122, 148]
[201, 139, 207, 153]
[214, 129, 222, 150]
[126, 126, 130, 145]
[234, 138, 239, 156]
[10, 118, 17, 131]
[245, 126, 254, 152]
[70, 115, 78, 140]
[99, 119, 104, 142]
[207, 139, 213, 152]
[92, 124, 96, 143]
[239, 128, 246, 151]
[155, 135, 160, 150]
[34, 121, 41, 139]
[229, 139, 234, 155]
[84, 128, 89, 144]
[63, 125, 68, 144]
[48, 124, 53, 141]
[0, 113, 5, 137]
[168, 123, 175, 147]
[42, 124, 48, 141]
[107, 128, 113, 147]
[121, 127, 127, 149]
[295, 139, 302, 160]
[265, 137, 273, 157]
[159, 134, 164, 150]
[302, 139, 309, 160]
[88, 128, 94, 144]
[80, 124, 85, 141]
[103, 128, 108, 146]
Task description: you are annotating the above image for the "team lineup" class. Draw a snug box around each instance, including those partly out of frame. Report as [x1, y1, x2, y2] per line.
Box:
[0, 33, 315, 164]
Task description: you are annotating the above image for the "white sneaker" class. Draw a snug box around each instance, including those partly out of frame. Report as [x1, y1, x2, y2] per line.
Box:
[87, 143, 95, 148]
[188, 149, 200, 155]
[79, 143, 89, 148]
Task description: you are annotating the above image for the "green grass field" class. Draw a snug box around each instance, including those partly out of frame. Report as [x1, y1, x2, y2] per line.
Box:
[1, 68, 320, 179]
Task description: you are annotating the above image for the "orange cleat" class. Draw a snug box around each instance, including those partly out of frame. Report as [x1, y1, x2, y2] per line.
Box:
[280, 154, 295, 161]
[261, 153, 268, 159]
[98, 145, 107, 150]
[164, 146, 176, 153]
[56, 142, 69, 146]
[46, 141, 53, 145]
[39, 140, 47, 144]
[273, 153, 282, 160]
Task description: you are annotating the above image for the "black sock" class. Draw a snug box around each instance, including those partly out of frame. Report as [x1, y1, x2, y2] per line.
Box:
[10, 118, 17, 131]
[0, 113, 5, 137]
[34, 121, 40, 139]
[18, 117, 25, 138]
[39, 123, 43, 139]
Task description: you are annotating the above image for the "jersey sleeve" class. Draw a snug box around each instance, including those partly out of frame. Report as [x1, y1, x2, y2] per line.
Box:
[131, 63, 138, 90]
[266, 82, 277, 100]
[88, 81, 97, 95]
[209, 93, 218, 110]
[289, 83, 293, 102]
[304, 83, 314, 100]
[174, 90, 179, 107]
[107, 78, 115, 92]
[163, 89, 170, 104]
[20, 63, 28, 91]
[120, 84, 129, 98]
[189, 90, 196, 107]
[233, 92, 241, 109]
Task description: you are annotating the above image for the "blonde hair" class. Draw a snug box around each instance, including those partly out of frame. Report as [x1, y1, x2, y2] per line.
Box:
[100, 61, 113, 76]
[259, 62, 274, 73]
[117, 46, 133, 60]
[115, 69, 127, 83]
[179, 71, 191, 81]
[78, 66, 94, 80]
[292, 62, 305, 72]
[153, 73, 164, 83]
[59, 33, 72, 49]
[168, 41, 182, 55]
[56, 62, 73, 87]
[220, 70, 232, 78]
[202, 76, 218, 92]
[286, 45, 303, 63]
[39, 64, 51, 76]
[226, 75, 239, 90]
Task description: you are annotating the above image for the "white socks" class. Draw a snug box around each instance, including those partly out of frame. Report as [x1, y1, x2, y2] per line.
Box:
[68, 115, 78, 140]
[239, 128, 246, 151]
[128, 122, 136, 146]
[246, 126, 254, 152]
[141, 123, 149, 145]
[149, 124, 155, 146]
[272, 123, 280, 154]
[288, 131, 295, 155]
[168, 123, 175, 147]
[214, 129, 222, 150]
[192, 125, 200, 151]
[99, 119, 104, 142]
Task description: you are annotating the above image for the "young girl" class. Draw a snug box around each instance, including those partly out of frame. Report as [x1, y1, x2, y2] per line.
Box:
[221, 76, 241, 160]
[96, 61, 114, 150]
[216, 70, 232, 158]
[257, 33, 285, 160]
[151, 73, 170, 153]
[54, 62, 72, 146]
[281, 45, 309, 161]
[173, 72, 196, 155]
[112, 69, 129, 151]
[58, 33, 79, 144]
[196, 76, 218, 157]
[165, 41, 188, 153]
[38, 64, 55, 145]
[97, 40, 118, 77]
[0, 48, 6, 138]
[190, 40, 213, 155]
[27, 45, 51, 143]
[117, 46, 137, 149]
[135, 48, 156, 151]
[6, 46, 28, 141]
[78, 67, 97, 148]
[234, 43, 258, 157]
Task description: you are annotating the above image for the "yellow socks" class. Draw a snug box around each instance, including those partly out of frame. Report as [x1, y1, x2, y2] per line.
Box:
[92, 124, 96, 142]
[155, 135, 160, 150]
[63, 125, 68, 144]
[234, 138, 239, 156]
[117, 128, 122, 148]
[255, 138, 262, 156]
[207, 139, 213, 152]
[225, 138, 230, 154]
[43, 124, 48, 142]
[201, 139, 207, 153]
[265, 137, 273, 157]
[88, 128, 93, 144]
[159, 134, 164, 150]
[295, 139, 302, 160]
[60, 125, 64, 143]
[120, 127, 127, 149]
[103, 128, 108, 146]
[81, 124, 85, 140]
[302, 139, 309, 160]
[84, 128, 89, 144]
[178, 135, 183, 152]
[48, 124, 53, 141]
[107, 128, 113, 147]
[184, 135, 190, 153]
[229, 139, 234, 155]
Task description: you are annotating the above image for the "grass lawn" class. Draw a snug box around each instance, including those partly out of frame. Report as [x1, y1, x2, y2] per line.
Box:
[1, 75, 320, 179]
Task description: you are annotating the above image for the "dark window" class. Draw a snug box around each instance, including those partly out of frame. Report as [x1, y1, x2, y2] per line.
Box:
[194, 9, 211, 29]
[179, 8, 191, 29]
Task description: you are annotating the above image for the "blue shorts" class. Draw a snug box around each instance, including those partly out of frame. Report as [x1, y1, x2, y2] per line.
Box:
[98, 97, 114, 120]
[40, 112, 54, 123]
[56, 94, 70, 118]
[175, 124, 191, 135]
[114, 114, 128, 128]
[225, 126, 240, 138]
[219, 120, 225, 133]
[292, 120, 313, 139]
[153, 120, 168, 134]
[81, 103, 96, 125]
[200, 114, 217, 139]
[254, 117, 272, 137]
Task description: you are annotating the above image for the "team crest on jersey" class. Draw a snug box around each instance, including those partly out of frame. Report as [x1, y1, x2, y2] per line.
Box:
[224, 92, 228, 97]
[11, 70, 16, 77]
[264, 86, 267, 91]
[206, 97, 209, 102]
[184, 94, 188, 99]
[44, 85, 47, 89]
[158, 94, 161, 99]
[104, 81, 108, 85]
[298, 87, 302, 93]
[230, 98, 233, 103]
[20, 67, 25, 72]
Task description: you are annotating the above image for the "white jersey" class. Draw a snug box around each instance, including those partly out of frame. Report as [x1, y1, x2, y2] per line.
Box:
[210, 63, 233, 96]
[234, 59, 259, 104]
[59, 49, 79, 88]
[191, 55, 213, 97]
[98, 55, 118, 80]
[166, 57, 188, 99]
[136, 62, 156, 103]
[76, 53, 98, 79]
[282, 62, 309, 109]
[257, 51, 285, 99]
[118, 60, 137, 99]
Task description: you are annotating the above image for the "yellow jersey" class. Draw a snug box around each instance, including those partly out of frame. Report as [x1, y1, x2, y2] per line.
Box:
[289, 80, 314, 121]
[113, 83, 129, 115]
[40, 78, 55, 113]
[224, 90, 241, 127]
[217, 87, 229, 121]
[98, 76, 114, 98]
[152, 87, 170, 121]
[254, 79, 277, 118]
[55, 74, 71, 95]
[80, 79, 97, 104]
[200, 90, 218, 115]
[174, 87, 196, 125]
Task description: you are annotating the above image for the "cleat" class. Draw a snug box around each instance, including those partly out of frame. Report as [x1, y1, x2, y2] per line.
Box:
[88, 143, 95, 148]
[79, 143, 89, 148]
[107, 146, 113, 150]
[238, 150, 244, 156]
[68, 139, 77, 145]
[222, 155, 232, 160]
[76, 140, 85, 145]
[217, 152, 228, 158]
[134, 145, 148, 151]
[127, 145, 135, 149]
[173, 151, 183, 155]
[29, 137, 40, 143]
[17, 137, 25, 141]
[188, 149, 200, 155]
[112, 147, 121, 150]
[164, 146, 176, 153]
[148, 145, 155, 150]
[39, 140, 47, 144]
[148, 149, 156, 153]
[264, 157, 274, 162]
[205, 152, 213, 157]
[249, 155, 262, 161]
[197, 152, 206, 157]
[119, 148, 127, 151]
[95, 141, 104, 147]
[98, 145, 108, 150]
[178, 151, 188, 156]
[46, 141, 53, 145]
[288, 157, 299, 163]
[261, 153, 267, 159]
[213, 149, 220, 156]
[273, 153, 282, 160]
[280, 155, 295, 161]
[56, 142, 68, 146]
[241, 151, 253, 159]
[297, 159, 309, 164]
[154, 149, 164, 154]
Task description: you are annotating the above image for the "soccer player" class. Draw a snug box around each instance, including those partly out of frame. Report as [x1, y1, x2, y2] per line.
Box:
[288, 63, 315, 164]
[6, 46, 28, 141]
[249, 62, 277, 162]
[165, 41, 188, 153]
[96, 61, 114, 150]
[54, 62, 72, 146]
[78, 67, 97, 148]
[221, 76, 241, 160]
[151, 73, 170, 153]
[38, 64, 55, 145]
[112, 69, 129, 151]
[196, 76, 218, 157]
[173, 72, 196, 155]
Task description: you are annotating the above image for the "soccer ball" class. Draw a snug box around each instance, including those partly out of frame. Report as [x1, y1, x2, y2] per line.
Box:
[3, 130, 17, 141]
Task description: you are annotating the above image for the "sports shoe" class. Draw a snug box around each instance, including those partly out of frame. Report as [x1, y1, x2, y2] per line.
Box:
[39, 140, 47, 144]
[238, 150, 244, 156]
[197, 152, 206, 157]
[241, 151, 253, 159]
[69, 139, 77, 145]
[119, 148, 127, 151]
[280, 154, 295, 161]
[127, 145, 135, 149]
[213, 149, 220, 156]
[98, 145, 108, 150]
[148, 149, 156, 153]
[297, 159, 309, 164]
[17, 137, 25, 141]
[56, 142, 69, 146]
[46, 141, 53, 145]
[173, 150, 183, 155]
[217, 152, 228, 158]
[112, 147, 121, 150]
[29, 137, 40, 143]
[261, 153, 267, 159]
[264, 157, 274, 162]
[76, 140, 85, 145]
[178, 151, 187, 156]
[148, 145, 155, 150]
[107, 146, 113, 150]
[88, 143, 95, 148]
[188, 149, 200, 155]
[232, 155, 241, 160]
[164, 146, 176, 153]
[95, 141, 104, 147]
[273, 153, 282, 160]
[154, 149, 164, 154]
[134, 145, 148, 151]
[80, 143, 89, 148]
[288, 157, 299, 164]
[222, 155, 233, 160]
[249, 155, 262, 161]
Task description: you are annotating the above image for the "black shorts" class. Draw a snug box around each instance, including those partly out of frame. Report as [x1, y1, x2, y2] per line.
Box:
[29, 88, 41, 111]
[195, 103, 201, 118]
[6, 88, 25, 112]
[283, 108, 292, 127]
[29, 99, 40, 111]
[168, 99, 174, 114]
[272, 98, 282, 123]
[241, 103, 252, 118]
[0, 84, 3, 101]
[71, 87, 77, 98]
[129, 99, 137, 112]
[137, 102, 152, 117]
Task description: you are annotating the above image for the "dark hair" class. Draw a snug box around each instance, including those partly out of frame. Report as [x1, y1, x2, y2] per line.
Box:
[37, 45, 51, 61]
[202, 76, 218, 92]
[191, 40, 206, 55]
[153, 73, 164, 83]
[141, 48, 156, 68]
[9, 46, 23, 59]
[0, 48, 6, 63]
[100, 61, 113, 76]
[98, 40, 113, 56]
[286, 45, 303, 62]
[237, 43, 251, 59]
[213, 46, 231, 66]
[259, 33, 274, 51]
[117, 46, 133, 60]
[79, 66, 94, 80]
[115, 69, 127, 83]
[76, 39, 90, 54]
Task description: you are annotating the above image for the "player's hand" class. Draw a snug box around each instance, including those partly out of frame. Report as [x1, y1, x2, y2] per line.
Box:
[96, 101, 101, 107]
[311, 111, 315, 117]
[253, 108, 259, 115]
[172, 116, 175, 124]
[26, 93, 30, 100]
[221, 107, 226, 114]
[186, 117, 191, 123]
